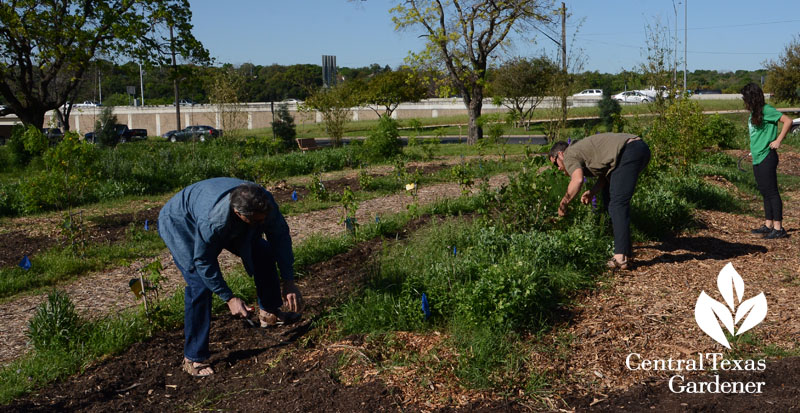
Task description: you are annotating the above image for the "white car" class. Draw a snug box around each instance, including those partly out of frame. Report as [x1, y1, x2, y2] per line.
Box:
[612, 91, 651, 103]
[791, 118, 800, 134]
[73, 100, 102, 108]
[573, 89, 603, 97]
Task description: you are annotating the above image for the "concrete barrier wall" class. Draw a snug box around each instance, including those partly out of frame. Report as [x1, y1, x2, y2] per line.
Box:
[6, 94, 743, 136]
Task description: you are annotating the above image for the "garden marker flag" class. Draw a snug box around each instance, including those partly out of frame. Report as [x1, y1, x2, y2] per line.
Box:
[291, 190, 298, 202]
[421, 293, 431, 319]
[453, 246, 457, 256]
[375, 216, 380, 223]
[144, 220, 149, 231]
[19, 255, 31, 270]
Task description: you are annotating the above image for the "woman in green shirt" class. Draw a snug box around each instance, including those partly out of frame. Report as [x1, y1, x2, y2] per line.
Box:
[741, 83, 793, 239]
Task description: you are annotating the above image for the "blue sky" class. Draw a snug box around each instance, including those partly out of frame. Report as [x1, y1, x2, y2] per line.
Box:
[190, 0, 800, 74]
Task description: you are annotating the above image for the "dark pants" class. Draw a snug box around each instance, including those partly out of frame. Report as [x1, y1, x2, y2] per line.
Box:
[177, 238, 282, 362]
[602, 140, 651, 256]
[753, 149, 782, 222]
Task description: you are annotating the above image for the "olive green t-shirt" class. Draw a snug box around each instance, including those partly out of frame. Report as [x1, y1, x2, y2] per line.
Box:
[749, 104, 783, 165]
[563, 133, 635, 177]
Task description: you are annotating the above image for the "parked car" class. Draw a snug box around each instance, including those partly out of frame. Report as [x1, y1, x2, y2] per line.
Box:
[179, 99, 196, 106]
[791, 118, 800, 135]
[693, 89, 722, 95]
[42, 128, 64, 145]
[165, 125, 220, 142]
[73, 100, 102, 108]
[572, 89, 603, 97]
[84, 125, 143, 143]
[130, 129, 148, 139]
[612, 91, 652, 103]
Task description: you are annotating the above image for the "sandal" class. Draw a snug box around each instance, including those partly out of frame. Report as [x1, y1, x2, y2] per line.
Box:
[607, 257, 629, 270]
[183, 358, 214, 377]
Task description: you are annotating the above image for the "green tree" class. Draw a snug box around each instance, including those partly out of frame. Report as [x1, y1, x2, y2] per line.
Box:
[302, 82, 362, 147]
[272, 103, 297, 149]
[391, 0, 552, 144]
[490, 56, 558, 130]
[0, 0, 209, 129]
[363, 70, 427, 117]
[765, 36, 800, 104]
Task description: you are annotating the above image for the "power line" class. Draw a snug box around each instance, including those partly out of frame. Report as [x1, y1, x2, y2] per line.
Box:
[576, 18, 800, 37]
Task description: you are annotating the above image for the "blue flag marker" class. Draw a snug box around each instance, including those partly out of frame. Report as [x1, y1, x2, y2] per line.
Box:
[375, 216, 380, 223]
[592, 195, 597, 211]
[19, 255, 31, 270]
[421, 293, 431, 319]
[453, 246, 457, 256]
[567, 137, 572, 145]
[144, 220, 149, 231]
[291, 190, 298, 202]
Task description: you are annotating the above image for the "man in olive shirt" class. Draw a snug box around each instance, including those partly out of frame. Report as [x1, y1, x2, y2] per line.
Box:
[548, 133, 651, 269]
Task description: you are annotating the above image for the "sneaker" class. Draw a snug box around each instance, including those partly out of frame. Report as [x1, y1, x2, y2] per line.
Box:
[259, 309, 301, 327]
[750, 225, 772, 234]
[763, 228, 788, 239]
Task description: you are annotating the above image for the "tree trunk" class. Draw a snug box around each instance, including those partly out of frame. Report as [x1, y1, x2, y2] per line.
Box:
[466, 94, 484, 145]
[17, 107, 47, 131]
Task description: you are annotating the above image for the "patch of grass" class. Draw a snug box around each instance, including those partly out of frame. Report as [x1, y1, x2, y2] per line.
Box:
[0, 225, 164, 300]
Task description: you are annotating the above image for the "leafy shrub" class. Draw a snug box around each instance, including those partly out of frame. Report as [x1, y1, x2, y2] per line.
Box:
[645, 98, 709, 171]
[631, 177, 693, 239]
[598, 95, 622, 131]
[95, 106, 120, 147]
[271, 103, 296, 150]
[495, 157, 566, 231]
[27, 290, 84, 352]
[363, 115, 402, 161]
[7, 125, 48, 166]
[701, 114, 744, 149]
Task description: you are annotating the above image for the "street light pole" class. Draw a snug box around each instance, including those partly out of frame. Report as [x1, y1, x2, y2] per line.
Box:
[138, 61, 145, 106]
[170, 25, 181, 131]
[683, 0, 688, 91]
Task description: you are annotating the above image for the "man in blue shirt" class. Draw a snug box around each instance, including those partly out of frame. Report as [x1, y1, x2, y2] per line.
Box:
[159, 177, 303, 377]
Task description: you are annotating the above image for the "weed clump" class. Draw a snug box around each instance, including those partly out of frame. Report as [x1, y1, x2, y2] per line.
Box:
[27, 290, 84, 352]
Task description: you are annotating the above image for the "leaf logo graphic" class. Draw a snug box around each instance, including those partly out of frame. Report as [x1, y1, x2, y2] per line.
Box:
[694, 263, 767, 348]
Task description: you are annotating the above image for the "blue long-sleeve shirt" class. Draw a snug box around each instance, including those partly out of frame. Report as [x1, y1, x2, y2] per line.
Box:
[158, 177, 294, 302]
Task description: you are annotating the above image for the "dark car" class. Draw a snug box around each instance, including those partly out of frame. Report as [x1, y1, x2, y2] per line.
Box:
[84, 125, 142, 143]
[166, 125, 220, 142]
[42, 128, 64, 146]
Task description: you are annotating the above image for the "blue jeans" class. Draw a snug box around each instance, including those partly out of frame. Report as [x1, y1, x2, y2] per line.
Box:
[177, 238, 283, 362]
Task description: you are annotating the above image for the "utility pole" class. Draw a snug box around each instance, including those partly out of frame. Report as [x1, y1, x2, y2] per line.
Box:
[171, 25, 181, 131]
[139, 62, 145, 106]
[672, 0, 678, 90]
[560, 2, 567, 128]
[683, 0, 687, 91]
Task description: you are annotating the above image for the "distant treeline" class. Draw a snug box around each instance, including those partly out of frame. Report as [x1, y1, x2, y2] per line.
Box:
[64, 60, 767, 106]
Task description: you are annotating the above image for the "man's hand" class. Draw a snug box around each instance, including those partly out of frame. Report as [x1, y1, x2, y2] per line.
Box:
[580, 190, 593, 205]
[226, 297, 253, 318]
[558, 199, 568, 217]
[282, 280, 304, 313]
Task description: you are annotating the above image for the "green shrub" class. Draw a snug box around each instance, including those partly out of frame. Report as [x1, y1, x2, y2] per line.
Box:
[645, 98, 709, 171]
[95, 106, 120, 147]
[702, 114, 745, 149]
[27, 290, 84, 352]
[271, 103, 297, 150]
[598, 95, 622, 131]
[631, 177, 693, 239]
[7, 125, 48, 166]
[363, 115, 402, 161]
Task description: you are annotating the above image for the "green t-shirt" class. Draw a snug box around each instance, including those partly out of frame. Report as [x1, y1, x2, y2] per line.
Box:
[563, 133, 635, 177]
[749, 104, 783, 165]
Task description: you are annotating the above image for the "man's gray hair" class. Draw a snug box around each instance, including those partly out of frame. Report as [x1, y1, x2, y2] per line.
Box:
[548, 141, 569, 160]
[230, 183, 272, 217]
